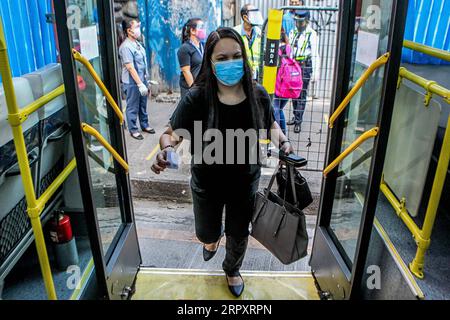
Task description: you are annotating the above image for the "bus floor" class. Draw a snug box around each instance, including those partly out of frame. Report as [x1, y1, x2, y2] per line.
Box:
[375, 193, 450, 300]
[132, 268, 319, 300]
[1, 236, 92, 300]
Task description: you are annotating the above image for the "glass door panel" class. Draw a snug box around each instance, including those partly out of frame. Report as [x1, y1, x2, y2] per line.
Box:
[67, 0, 123, 257]
[55, 0, 141, 299]
[328, 0, 393, 266]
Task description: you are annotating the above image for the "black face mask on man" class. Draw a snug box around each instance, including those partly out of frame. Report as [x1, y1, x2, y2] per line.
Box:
[296, 20, 307, 33]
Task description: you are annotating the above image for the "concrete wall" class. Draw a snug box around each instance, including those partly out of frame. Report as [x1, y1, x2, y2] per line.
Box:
[113, 0, 140, 44]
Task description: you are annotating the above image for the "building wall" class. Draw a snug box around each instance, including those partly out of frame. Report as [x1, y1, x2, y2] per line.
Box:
[137, 0, 222, 91]
[0, 0, 57, 78]
[402, 0, 450, 65]
[114, 0, 140, 45]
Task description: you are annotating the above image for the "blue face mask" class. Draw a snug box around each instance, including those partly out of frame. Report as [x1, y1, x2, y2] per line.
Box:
[212, 58, 244, 86]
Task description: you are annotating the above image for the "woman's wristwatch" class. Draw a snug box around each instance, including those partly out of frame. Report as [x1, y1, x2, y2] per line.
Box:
[162, 145, 175, 151]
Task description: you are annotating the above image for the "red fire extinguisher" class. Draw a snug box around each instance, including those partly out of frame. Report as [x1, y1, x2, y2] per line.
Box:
[50, 211, 73, 244]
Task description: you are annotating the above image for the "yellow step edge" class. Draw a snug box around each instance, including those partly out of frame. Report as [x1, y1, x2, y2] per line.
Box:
[134, 268, 319, 300]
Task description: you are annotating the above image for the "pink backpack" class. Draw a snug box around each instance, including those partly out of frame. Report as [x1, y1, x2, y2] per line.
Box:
[275, 45, 303, 99]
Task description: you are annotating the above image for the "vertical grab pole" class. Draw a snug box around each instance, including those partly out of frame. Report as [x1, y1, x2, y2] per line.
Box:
[0, 18, 57, 300]
[409, 116, 450, 279]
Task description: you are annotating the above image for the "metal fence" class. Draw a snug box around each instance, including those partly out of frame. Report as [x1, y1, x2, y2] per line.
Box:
[259, 4, 339, 171]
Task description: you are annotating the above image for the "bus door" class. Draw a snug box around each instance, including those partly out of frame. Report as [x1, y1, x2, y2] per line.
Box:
[310, 0, 408, 299]
[54, 0, 141, 299]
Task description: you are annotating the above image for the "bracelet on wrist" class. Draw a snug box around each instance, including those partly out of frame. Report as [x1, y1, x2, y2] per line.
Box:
[280, 140, 290, 147]
[162, 145, 175, 151]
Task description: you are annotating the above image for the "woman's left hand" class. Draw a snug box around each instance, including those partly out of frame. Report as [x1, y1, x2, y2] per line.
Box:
[280, 141, 294, 155]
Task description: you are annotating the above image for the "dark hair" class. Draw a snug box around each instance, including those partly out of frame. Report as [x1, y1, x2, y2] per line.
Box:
[119, 19, 138, 46]
[181, 18, 202, 43]
[122, 19, 137, 35]
[193, 27, 263, 130]
[240, 4, 253, 19]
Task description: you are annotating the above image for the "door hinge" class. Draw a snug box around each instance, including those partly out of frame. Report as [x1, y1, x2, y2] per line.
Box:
[319, 290, 333, 300]
[120, 286, 135, 300]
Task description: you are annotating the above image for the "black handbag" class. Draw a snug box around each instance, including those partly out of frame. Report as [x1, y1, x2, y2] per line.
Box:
[251, 164, 309, 265]
[276, 165, 313, 210]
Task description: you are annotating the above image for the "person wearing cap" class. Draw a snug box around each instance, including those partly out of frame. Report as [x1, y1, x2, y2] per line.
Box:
[288, 10, 320, 133]
[233, 4, 264, 80]
[282, 0, 304, 37]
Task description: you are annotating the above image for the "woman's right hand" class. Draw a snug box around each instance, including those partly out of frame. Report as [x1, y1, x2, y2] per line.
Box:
[151, 149, 171, 174]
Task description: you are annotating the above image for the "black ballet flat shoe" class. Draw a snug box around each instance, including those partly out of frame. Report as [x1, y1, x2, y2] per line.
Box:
[226, 273, 244, 298]
[203, 234, 224, 262]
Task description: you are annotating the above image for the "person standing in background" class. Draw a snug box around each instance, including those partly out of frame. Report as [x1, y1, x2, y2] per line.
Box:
[288, 10, 320, 133]
[178, 18, 207, 99]
[233, 4, 264, 81]
[282, 0, 304, 37]
[273, 30, 303, 135]
[119, 19, 155, 140]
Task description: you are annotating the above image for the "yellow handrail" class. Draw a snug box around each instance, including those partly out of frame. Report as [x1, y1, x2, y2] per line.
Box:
[328, 53, 390, 128]
[81, 123, 129, 172]
[33, 159, 77, 217]
[399, 67, 450, 105]
[72, 49, 124, 124]
[403, 40, 450, 62]
[1, 17, 59, 300]
[381, 116, 450, 279]
[7, 85, 66, 126]
[381, 62, 450, 278]
[323, 127, 379, 177]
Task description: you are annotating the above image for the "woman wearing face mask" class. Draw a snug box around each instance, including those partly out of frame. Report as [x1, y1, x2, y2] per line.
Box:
[177, 18, 207, 98]
[119, 19, 155, 140]
[152, 28, 294, 297]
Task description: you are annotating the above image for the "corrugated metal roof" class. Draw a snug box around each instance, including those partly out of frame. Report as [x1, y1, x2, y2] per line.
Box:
[0, 0, 57, 78]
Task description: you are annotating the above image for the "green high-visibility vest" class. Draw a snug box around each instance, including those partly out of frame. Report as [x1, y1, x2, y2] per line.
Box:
[234, 25, 262, 76]
[293, 31, 312, 62]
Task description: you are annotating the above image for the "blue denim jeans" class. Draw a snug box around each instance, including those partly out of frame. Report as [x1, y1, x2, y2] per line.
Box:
[273, 97, 288, 134]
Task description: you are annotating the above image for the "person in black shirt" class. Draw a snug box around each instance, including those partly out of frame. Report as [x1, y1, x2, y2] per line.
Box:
[178, 18, 207, 98]
[152, 28, 294, 298]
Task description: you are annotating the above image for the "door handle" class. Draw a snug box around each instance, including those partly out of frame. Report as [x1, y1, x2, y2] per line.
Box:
[81, 123, 129, 173]
[323, 127, 379, 177]
[328, 53, 390, 129]
[73, 49, 125, 125]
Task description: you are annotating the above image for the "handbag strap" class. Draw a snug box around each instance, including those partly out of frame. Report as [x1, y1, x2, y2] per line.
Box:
[265, 164, 280, 198]
[287, 164, 298, 205]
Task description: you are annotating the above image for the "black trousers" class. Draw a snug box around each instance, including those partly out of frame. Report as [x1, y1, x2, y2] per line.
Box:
[293, 58, 313, 125]
[190, 166, 260, 276]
